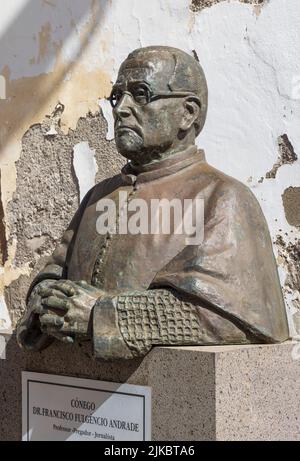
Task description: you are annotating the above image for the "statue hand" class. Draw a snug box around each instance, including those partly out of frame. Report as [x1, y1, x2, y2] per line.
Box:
[38, 280, 104, 344]
[17, 279, 58, 351]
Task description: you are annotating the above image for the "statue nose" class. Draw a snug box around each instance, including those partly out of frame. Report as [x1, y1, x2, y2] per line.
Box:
[114, 93, 133, 117]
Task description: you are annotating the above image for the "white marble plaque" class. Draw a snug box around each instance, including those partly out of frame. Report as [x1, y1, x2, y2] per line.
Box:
[22, 372, 151, 441]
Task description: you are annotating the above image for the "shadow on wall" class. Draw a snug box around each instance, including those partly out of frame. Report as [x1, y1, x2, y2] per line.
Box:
[0, 0, 110, 153]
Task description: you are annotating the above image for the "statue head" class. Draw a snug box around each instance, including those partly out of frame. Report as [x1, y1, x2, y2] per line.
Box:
[109, 46, 208, 165]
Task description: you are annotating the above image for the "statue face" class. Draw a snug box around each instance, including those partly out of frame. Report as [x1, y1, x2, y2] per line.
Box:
[110, 56, 193, 164]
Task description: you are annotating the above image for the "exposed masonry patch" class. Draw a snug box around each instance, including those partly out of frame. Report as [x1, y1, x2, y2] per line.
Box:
[266, 134, 298, 179]
[275, 235, 300, 322]
[0, 172, 8, 266]
[4, 274, 30, 328]
[282, 187, 300, 229]
[6, 107, 124, 324]
[190, 0, 267, 13]
[8, 107, 123, 268]
[5, 253, 58, 328]
[192, 50, 199, 62]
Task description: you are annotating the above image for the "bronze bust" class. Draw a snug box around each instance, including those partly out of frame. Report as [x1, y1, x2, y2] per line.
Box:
[17, 46, 289, 359]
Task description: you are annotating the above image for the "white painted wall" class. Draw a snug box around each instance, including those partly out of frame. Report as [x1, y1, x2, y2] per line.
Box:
[73, 142, 98, 202]
[0, 0, 299, 335]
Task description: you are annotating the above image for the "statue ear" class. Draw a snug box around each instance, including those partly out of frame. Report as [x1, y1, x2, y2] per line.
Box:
[180, 97, 201, 132]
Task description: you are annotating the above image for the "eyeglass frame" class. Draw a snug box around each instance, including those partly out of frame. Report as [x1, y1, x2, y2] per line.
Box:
[108, 81, 201, 108]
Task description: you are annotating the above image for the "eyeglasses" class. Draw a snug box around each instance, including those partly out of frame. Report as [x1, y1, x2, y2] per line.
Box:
[109, 83, 199, 108]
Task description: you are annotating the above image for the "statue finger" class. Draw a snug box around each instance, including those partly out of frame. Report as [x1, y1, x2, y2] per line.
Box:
[50, 332, 75, 345]
[41, 296, 69, 313]
[51, 280, 76, 297]
[76, 280, 90, 288]
[76, 280, 97, 293]
[34, 305, 51, 316]
[76, 281, 89, 289]
[40, 314, 64, 331]
[76, 281, 105, 296]
[39, 304, 67, 317]
[38, 287, 69, 299]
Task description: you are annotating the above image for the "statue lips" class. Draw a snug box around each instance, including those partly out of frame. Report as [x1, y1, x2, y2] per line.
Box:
[115, 125, 142, 138]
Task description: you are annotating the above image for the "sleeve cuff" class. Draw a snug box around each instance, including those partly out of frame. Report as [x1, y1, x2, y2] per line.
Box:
[93, 296, 135, 360]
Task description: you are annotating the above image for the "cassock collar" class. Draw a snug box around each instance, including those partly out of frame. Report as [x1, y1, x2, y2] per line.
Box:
[121, 146, 206, 186]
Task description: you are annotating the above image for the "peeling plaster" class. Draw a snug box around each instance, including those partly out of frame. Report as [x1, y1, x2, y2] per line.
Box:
[0, 295, 11, 333]
[0, 63, 111, 306]
[99, 98, 115, 141]
[190, 0, 268, 14]
[0, 0, 112, 241]
[275, 234, 300, 329]
[8, 110, 121, 269]
[5, 109, 122, 326]
[73, 141, 98, 202]
[266, 134, 298, 179]
[186, 0, 300, 336]
[45, 125, 58, 137]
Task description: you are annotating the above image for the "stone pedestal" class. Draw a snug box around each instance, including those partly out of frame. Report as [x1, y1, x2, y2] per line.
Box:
[0, 338, 299, 440]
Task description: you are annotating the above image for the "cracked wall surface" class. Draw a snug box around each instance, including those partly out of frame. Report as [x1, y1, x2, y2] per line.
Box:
[0, 0, 300, 341]
[5, 109, 123, 326]
[8, 106, 123, 272]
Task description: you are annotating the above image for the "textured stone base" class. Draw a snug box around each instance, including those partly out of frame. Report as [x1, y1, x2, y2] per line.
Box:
[0, 338, 299, 440]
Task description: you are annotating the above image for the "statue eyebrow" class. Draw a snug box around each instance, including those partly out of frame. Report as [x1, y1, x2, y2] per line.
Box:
[113, 80, 152, 90]
[128, 80, 151, 88]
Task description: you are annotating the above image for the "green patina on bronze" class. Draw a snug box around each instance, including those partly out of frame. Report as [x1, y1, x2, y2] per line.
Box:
[17, 46, 289, 359]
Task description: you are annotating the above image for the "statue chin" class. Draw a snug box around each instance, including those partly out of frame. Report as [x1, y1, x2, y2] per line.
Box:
[115, 129, 144, 161]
